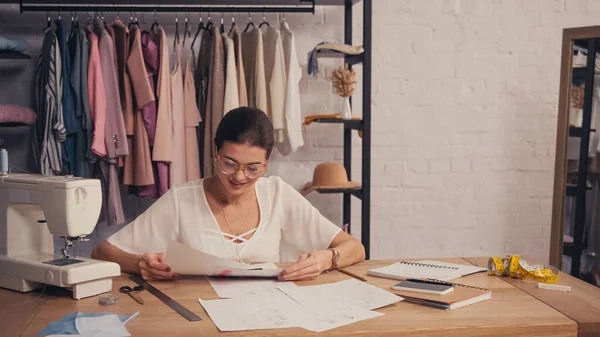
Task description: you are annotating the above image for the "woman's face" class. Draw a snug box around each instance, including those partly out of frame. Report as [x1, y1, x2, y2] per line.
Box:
[215, 141, 269, 198]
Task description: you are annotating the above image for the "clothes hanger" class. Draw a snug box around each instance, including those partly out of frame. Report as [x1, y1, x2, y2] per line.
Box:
[219, 12, 225, 34]
[174, 13, 180, 44]
[243, 12, 255, 33]
[191, 13, 204, 50]
[150, 10, 159, 32]
[45, 13, 51, 30]
[228, 11, 236, 34]
[182, 12, 191, 47]
[128, 10, 135, 28]
[69, 12, 76, 37]
[258, 11, 269, 28]
[206, 12, 213, 31]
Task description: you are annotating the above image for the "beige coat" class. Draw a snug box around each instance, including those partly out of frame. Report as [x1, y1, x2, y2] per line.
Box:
[152, 27, 173, 164]
[204, 25, 225, 176]
[222, 33, 240, 115]
[169, 39, 187, 186]
[228, 25, 248, 107]
[241, 27, 267, 113]
[262, 26, 287, 143]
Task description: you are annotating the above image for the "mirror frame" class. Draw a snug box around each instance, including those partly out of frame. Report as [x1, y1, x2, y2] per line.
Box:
[550, 25, 600, 268]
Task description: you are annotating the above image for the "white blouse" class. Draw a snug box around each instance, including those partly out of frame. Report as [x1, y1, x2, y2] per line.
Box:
[106, 176, 341, 263]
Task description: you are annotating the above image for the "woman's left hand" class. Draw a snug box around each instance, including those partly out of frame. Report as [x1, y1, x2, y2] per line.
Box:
[278, 250, 333, 281]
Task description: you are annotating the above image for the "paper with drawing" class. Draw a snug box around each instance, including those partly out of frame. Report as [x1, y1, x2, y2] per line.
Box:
[199, 287, 381, 333]
[207, 274, 295, 298]
[164, 240, 282, 277]
[199, 278, 402, 332]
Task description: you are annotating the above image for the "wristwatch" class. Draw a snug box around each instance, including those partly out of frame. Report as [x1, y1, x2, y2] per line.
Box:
[327, 248, 340, 271]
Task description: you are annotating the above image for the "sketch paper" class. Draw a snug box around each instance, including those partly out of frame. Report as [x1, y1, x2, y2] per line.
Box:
[199, 291, 302, 331]
[199, 289, 381, 333]
[199, 279, 395, 332]
[207, 275, 297, 299]
[278, 278, 402, 311]
[164, 240, 281, 277]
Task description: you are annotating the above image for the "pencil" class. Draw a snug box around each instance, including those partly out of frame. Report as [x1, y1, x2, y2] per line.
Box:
[338, 268, 368, 282]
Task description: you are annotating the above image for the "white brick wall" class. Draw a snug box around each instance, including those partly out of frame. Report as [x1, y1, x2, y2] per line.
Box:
[2, 0, 598, 263]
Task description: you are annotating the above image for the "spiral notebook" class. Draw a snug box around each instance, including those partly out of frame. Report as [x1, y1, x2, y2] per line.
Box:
[367, 261, 486, 282]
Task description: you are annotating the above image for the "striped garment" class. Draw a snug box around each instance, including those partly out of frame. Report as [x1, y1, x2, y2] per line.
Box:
[33, 28, 66, 176]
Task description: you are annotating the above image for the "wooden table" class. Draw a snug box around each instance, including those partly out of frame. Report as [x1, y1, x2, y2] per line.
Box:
[2, 258, 599, 336]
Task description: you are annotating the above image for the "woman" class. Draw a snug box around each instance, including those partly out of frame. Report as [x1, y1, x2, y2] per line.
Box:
[92, 107, 365, 281]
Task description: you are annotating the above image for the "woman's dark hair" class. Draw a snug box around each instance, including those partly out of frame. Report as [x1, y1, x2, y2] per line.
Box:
[214, 107, 275, 159]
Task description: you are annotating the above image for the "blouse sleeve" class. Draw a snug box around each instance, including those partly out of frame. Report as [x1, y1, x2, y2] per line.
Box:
[106, 188, 179, 255]
[278, 178, 342, 262]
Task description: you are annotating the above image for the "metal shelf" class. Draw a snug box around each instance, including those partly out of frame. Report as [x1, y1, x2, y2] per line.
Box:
[316, 187, 362, 200]
[566, 183, 593, 197]
[316, 50, 364, 66]
[311, 118, 363, 130]
[0, 50, 31, 59]
[569, 126, 596, 137]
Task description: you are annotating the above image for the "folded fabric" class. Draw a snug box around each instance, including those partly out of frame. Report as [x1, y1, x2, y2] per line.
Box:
[307, 41, 327, 77]
[307, 41, 364, 77]
[303, 113, 363, 138]
[0, 104, 37, 125]
[316, 43, 364, 55]
[38, 312, 132, 335]
[0, 36, 28, 52]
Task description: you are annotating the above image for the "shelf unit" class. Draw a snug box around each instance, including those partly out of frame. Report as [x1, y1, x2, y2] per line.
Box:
[312, 0, 371, 259]
[0, 50, 31, 59]
[18, 0, 373, 259]
[563, 37, 597, 278]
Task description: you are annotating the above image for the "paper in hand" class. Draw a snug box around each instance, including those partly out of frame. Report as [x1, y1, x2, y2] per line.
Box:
[164, 240, 282, 277]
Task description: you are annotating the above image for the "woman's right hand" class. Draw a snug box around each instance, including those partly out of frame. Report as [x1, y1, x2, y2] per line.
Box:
[138, 252, 179, 281]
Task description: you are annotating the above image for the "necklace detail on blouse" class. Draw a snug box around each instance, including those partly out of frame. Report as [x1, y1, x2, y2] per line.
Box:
[217, 185, 255, 261]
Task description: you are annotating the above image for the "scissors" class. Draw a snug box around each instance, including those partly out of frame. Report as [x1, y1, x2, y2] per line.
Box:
[119, 285, 144, 304]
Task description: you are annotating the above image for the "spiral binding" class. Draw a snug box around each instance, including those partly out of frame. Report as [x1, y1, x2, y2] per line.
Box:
[424, 278, 489, 291]
[398, 261, 459, 270]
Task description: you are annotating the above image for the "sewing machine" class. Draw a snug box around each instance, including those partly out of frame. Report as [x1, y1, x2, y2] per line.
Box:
[0, 174, 120, 299]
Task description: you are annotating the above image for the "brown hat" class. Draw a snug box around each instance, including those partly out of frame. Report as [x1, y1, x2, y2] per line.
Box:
[300, 162, 361, 196]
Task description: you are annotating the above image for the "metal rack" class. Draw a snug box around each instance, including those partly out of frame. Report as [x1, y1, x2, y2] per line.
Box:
[18, 0, 373, 259]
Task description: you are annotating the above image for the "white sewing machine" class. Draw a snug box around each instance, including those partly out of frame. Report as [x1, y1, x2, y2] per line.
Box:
[0, 174, 120, 299]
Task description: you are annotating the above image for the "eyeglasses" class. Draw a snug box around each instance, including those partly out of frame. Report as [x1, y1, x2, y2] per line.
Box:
[215, 155, 268, 179]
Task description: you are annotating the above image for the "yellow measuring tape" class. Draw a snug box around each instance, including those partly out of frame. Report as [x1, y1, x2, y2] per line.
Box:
[488, 255, 560, 283]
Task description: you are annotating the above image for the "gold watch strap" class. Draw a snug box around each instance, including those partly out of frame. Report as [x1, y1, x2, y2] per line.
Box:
[328, 248, 340, 271]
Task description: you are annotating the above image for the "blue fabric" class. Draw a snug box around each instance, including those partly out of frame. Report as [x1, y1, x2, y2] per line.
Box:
[0, 36, 28, 52]
[55, 19, 80, 175]
[38, 312, 131, 335]
[307, 41, 327, 77]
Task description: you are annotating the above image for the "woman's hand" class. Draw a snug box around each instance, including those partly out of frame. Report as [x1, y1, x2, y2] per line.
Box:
[138, 252, 179, 281]
[278, 250, 333, 281]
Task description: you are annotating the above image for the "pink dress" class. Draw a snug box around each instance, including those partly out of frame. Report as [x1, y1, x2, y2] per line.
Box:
[86, 28, 107, 157]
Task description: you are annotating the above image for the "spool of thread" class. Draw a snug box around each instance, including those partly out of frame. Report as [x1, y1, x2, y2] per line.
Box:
[0, 148, 7, 176]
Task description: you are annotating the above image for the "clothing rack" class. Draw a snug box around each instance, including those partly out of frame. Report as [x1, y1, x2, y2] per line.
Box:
[19, 1, 316, 14]
[18, 0, 373, 259]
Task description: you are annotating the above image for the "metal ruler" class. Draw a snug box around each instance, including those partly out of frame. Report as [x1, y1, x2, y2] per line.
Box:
[129, 274, 202, 322]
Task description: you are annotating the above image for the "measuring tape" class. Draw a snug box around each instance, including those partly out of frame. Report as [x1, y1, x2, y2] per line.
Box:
[488, 255, 560, 284]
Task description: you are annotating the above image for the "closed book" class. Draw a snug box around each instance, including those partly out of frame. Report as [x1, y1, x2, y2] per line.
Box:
[392, 280, 491, 311]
